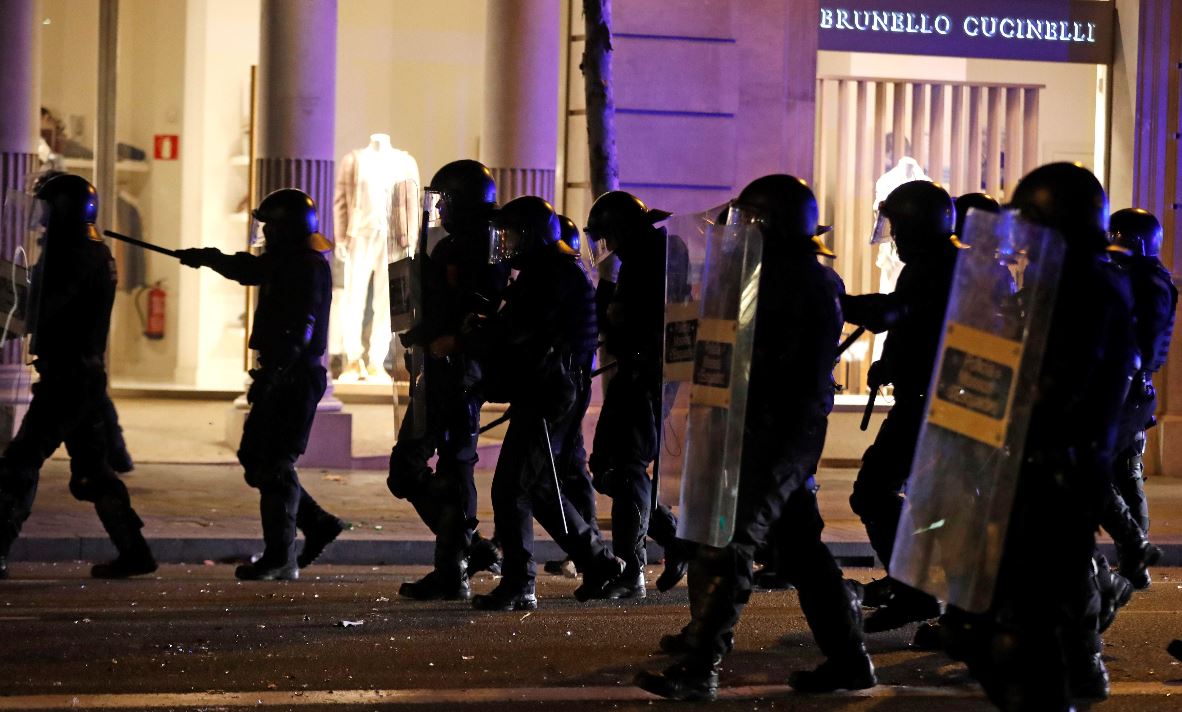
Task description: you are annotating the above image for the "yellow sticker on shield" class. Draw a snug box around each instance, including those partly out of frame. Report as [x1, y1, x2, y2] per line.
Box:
[928, 321, 1023, 447]
[690, 318, 738, 409]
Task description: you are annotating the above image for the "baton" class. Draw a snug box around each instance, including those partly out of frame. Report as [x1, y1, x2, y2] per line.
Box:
[541, 418, 569, 536]
[836, 326, 866, 358]
[103, 230, 178, 258]
[591, 360, 617, 378]
[860, 386, 878, 432]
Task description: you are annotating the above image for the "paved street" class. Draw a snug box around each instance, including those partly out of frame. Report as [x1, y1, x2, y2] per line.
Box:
[1, 564, 1180, 711]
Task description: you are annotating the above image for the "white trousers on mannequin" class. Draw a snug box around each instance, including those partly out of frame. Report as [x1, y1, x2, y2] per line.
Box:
[341, 228, 391, 366]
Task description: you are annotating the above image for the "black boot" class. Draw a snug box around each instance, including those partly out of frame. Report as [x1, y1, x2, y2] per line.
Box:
[602, 569, 646, 599]
[1096, 556, 1133, 634]
[788, 654, 876, 693]
[468, 532, 502, 576]
[649, 506, 688, 593]
[472, 580, 537, 611]
[863, 583, 940, 632]
[543, 557, 577, 576]
[239, 486, 298, 581]
[399, 569, 471, 601]
[1119, 538, 1161, 590]
[574, 555, 625, 601]
[298, 516, 347, 568]
[855, 577, 893, 608]
[235, 559, 298, 581]
[635, 654, 722, 702]
[91, 497, 157, 579]
[1068, 652, 1110, 702]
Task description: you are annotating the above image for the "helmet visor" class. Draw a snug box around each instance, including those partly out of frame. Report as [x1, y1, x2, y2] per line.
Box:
[488, 224, 524, 265]
[585, 228, 614, 266]
[870, 207, 894, 245]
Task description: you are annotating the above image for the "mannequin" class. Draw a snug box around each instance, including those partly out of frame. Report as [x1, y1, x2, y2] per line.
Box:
[333, 133, 421, 382]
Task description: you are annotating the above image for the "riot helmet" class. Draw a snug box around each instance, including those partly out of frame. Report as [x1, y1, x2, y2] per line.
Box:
[1009, 162, 1109, 252]
[871, 180, 956, 262]
[489, 196, 571, 268]
[584, 190, 670, 263]
[954, 192, 1000, 239]
[33, 173, 100, 241]
[428, 160, 497, 233]
[1109, 208, 1163, 258]
[251, 188, 332, 252]
[733, 174, 834, 258]
[558, 214, 581, 254]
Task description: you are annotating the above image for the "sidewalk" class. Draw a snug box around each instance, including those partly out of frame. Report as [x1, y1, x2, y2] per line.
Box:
[10, 461, 1182, 567]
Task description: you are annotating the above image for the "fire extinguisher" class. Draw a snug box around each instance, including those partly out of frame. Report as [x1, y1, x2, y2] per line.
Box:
[135, 281, 166, 340]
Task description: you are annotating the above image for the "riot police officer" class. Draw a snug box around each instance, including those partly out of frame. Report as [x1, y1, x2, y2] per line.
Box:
[542, 215, 600, 578]
[389, 160, 506, 600]
[842, 180, 957, 631]
[178, 188, 346, 581]
[960, 163, 1136, 709]
[636, 176, 875, 701]
[584, 190, 687, 598]
[0, 174, 155, 580]
[465, 196, 622, 610]
[1104, 208, 1173, 588]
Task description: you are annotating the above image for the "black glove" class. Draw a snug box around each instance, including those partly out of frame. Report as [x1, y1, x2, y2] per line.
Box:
[176, 247, 220, 268]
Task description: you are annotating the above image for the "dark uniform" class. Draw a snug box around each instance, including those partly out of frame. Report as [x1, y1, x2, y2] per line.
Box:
[469, 196, 621, 611]
[841, 180, 957, 630]
[637, 175, 874, 701]
[179, 188, 345, 580]
[390, 161, 507, 599]
[957, 163, 1136, 710]
[585, 191, 683, 597]
[0, 174, 155, 580]
[1104, 210, 1175, 565]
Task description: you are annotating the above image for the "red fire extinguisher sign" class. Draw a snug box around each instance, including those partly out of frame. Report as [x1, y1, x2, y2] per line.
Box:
[154, 135, 180, 160]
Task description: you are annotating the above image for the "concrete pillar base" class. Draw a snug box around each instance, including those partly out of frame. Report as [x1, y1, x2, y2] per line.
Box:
[488, 166, 556, 203]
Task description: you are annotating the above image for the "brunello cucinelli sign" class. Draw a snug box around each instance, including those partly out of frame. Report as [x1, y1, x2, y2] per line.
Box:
[818, 0, 1115, 65]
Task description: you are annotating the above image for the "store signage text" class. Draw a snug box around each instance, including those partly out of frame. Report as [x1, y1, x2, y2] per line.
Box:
[818, 1, 1114, 65]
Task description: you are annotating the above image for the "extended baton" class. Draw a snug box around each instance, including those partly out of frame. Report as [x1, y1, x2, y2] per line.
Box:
[103, 230, 178, 258]
[860, 386, 878, 431]
[836, 326, 866, 358]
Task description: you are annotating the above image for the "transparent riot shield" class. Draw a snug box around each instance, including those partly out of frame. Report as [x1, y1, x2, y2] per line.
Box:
[675, 207, 763, 547]
[891, 208, 1065, 613]
[659, 206, 727, 514]
[388, 190, 441, 439]
[0, 190, 47, 348]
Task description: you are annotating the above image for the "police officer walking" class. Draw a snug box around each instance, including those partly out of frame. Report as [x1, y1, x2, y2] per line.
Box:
[389, 160, 507, 601]
[0, 174, 156, 580]
[1104, 208, 1174, 589]
[178, 189, 346, 581]
[464, 196, 623, 610]
[636, 176, 875, 701]
[959, 163, 1136, 709]
[842, 180, 958, 631]
[584, 191, 687, 598]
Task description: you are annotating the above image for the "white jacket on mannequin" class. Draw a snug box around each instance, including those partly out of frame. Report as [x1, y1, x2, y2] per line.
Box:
[332, 134, 421, 379]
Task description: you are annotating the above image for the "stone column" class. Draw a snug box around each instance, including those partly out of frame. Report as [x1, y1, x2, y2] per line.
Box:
[1134, 0, 1182, 476]
[0, 0, 40, 445]
[480, 0, 561, 203]
[230, 0, 352, 468]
